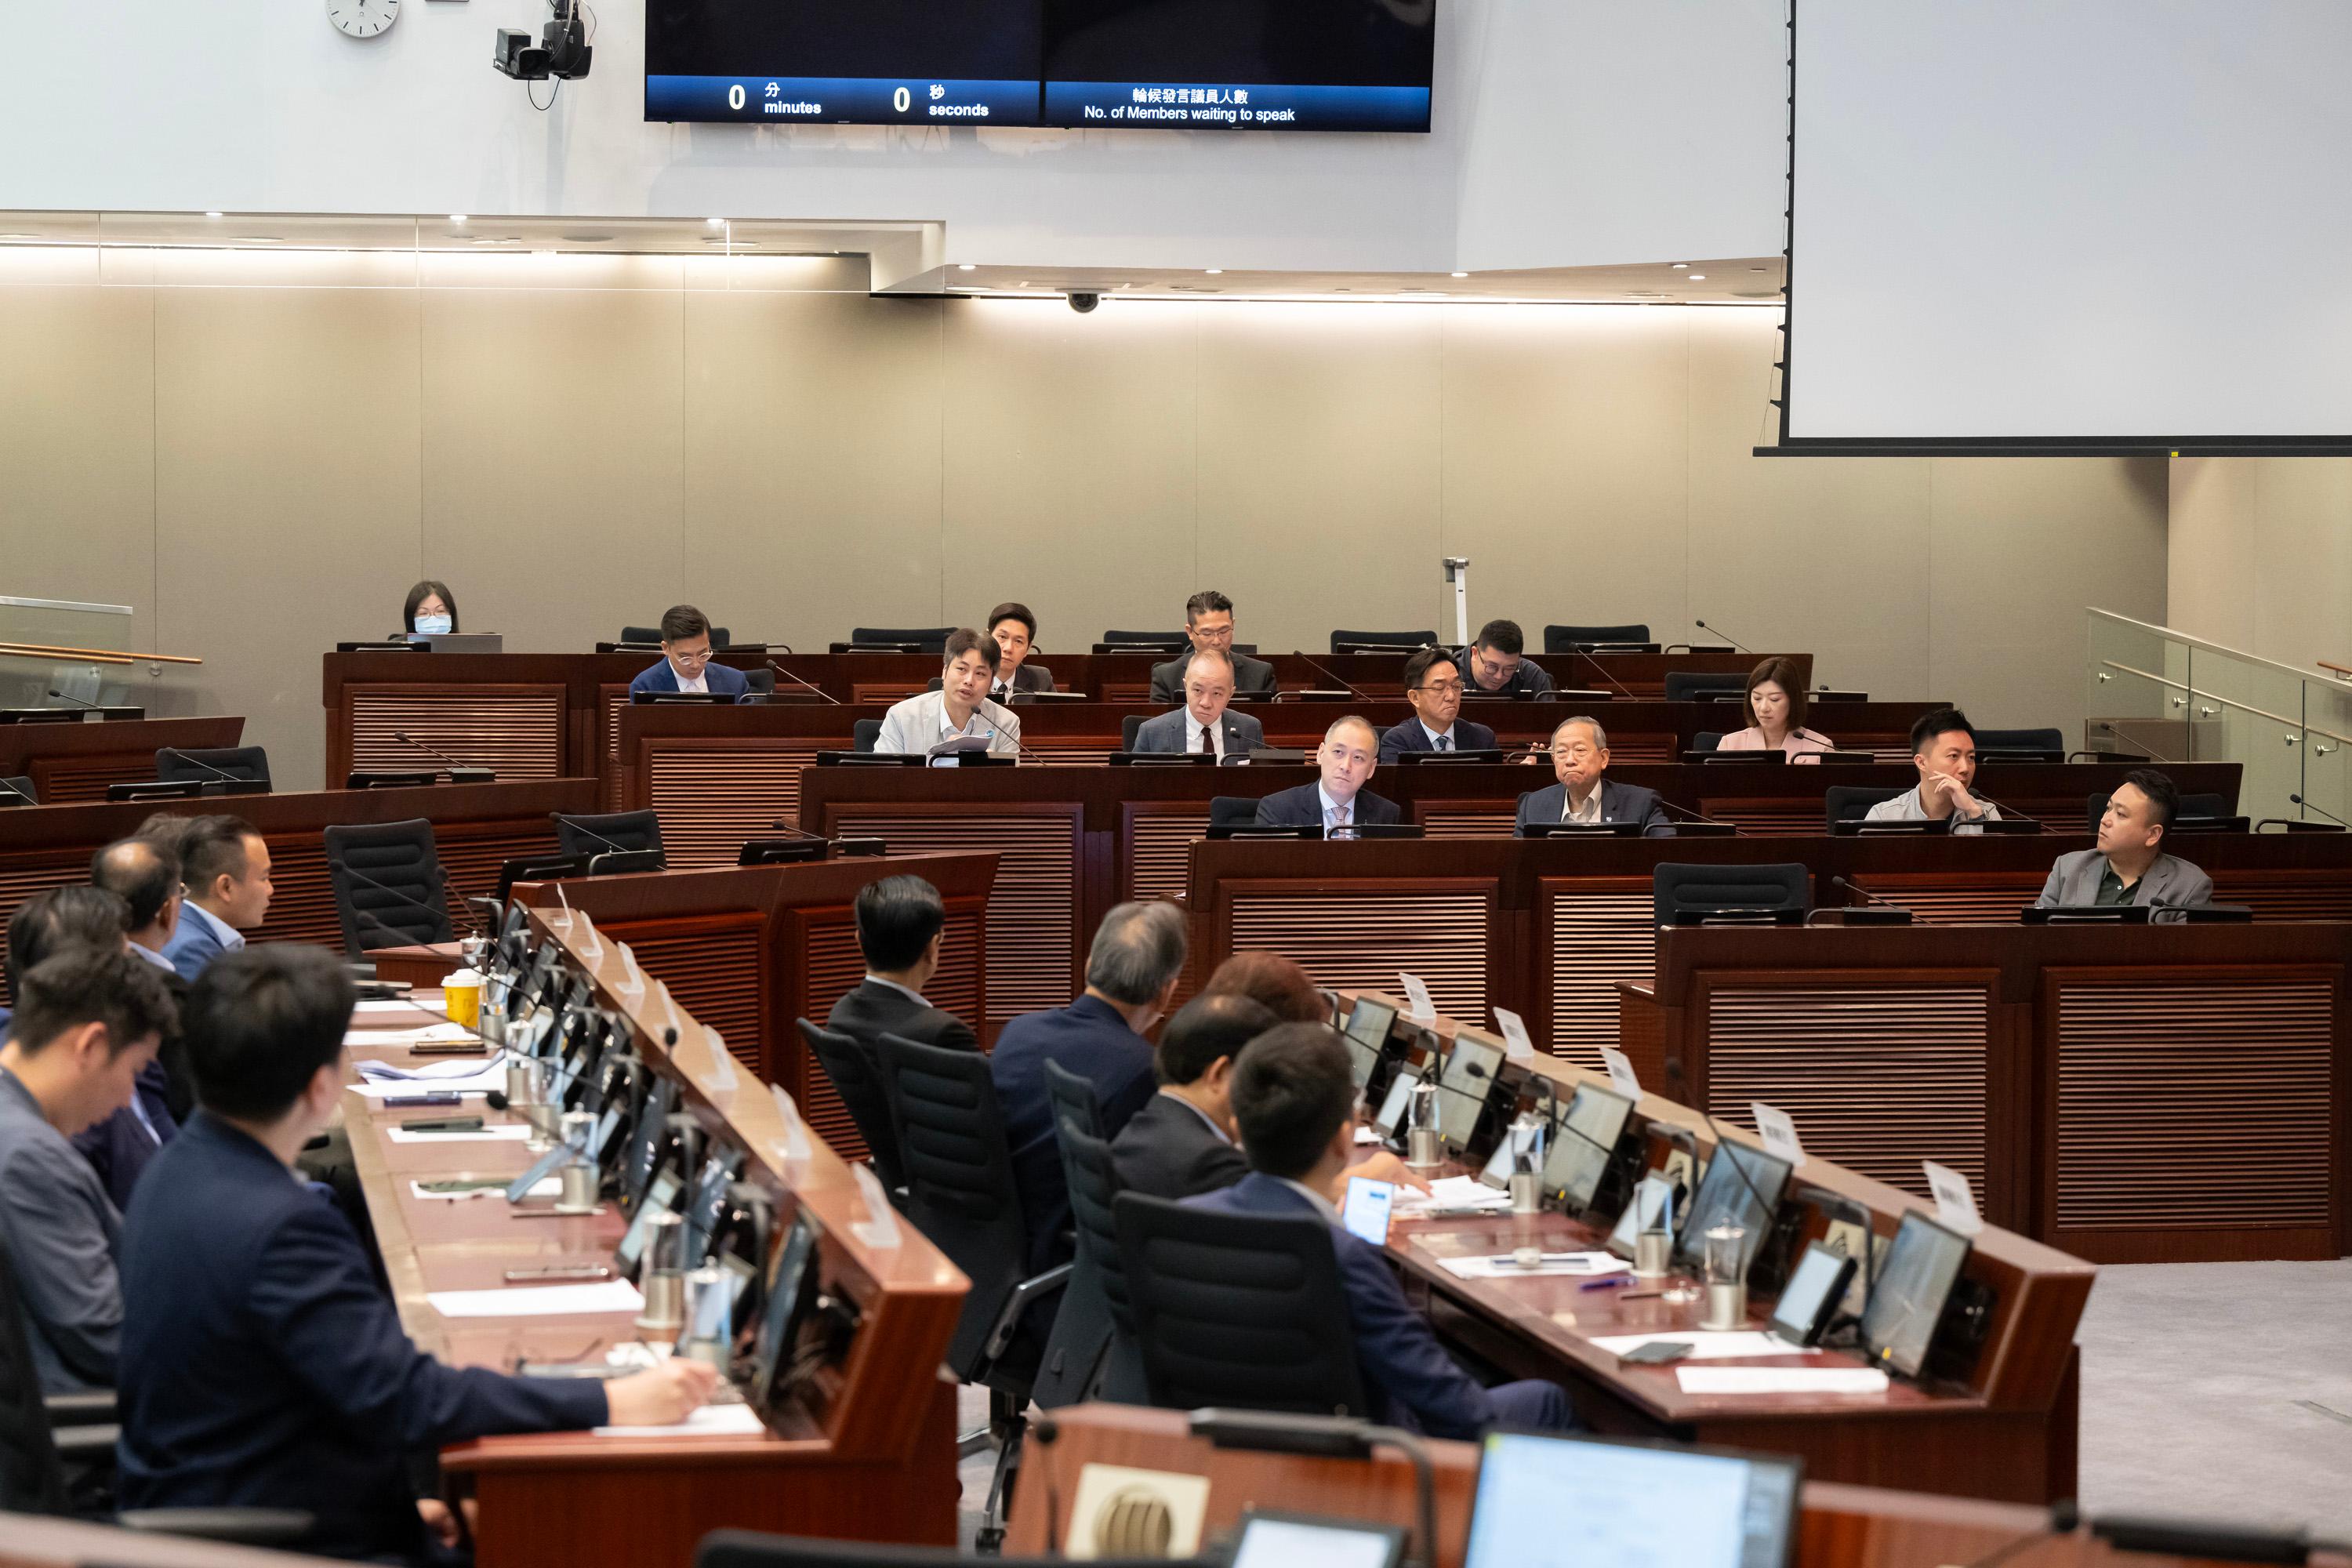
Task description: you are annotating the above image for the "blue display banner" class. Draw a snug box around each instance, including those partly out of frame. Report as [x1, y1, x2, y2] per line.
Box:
[1044, 81, 1430, 132]
[645, 75, 1043, 125]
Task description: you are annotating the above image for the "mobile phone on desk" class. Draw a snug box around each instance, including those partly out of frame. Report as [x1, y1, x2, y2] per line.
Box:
[1620, 1340, 1692, 1366]
[1341, 1178, 1396, 1247]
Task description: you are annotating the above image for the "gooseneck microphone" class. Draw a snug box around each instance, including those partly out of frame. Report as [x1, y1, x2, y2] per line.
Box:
[1693, 619, 1758, 656]
[393, 731, 494, 782]
[1291, 651, 1373, 702]
[2290, 793, 2350, 829]
[1829, 875, 1902, 909]
[1566, 645, 1637, 700]
[335, 862, 483, 946]
[158, 748, 245, 786]
[45, 691, 105, 711]
[1653, 797, 1742, 833]
[766, 661, 843, 706]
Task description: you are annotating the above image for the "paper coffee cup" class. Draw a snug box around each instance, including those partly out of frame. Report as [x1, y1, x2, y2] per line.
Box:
[441, 967, 484, 1029]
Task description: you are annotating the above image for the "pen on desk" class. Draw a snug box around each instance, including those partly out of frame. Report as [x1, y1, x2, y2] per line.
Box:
[399, 1116, 485, 1134]
[1580, 1276, 1634, 1292]
[1617, 1290, 1668, 1301]
[386, 1092, 463, 1108]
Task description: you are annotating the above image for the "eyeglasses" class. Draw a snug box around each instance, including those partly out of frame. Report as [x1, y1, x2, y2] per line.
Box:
[669, 647, 713, 666]
[1414, 680, 1465, 695]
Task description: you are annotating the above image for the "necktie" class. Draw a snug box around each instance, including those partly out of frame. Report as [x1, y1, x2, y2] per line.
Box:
[1197, 723, 1213, 756]
[1436, 734, 1452, 752]
[1330, 802, 1351, 834]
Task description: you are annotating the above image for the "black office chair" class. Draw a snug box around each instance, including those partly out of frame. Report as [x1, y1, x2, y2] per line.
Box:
[2084, 789, 2228, 834]
[553, 810, 666, 862]
[1664, 672, 1747, 703]
[1652, 862, 1810, 927]
[744, 668, 775, 698]
[1210, 796, 1260, 831]
[1544, 623, 1651, 652]
[849, 626, 952, 654]
[1824, 783, 1907, 828]
[621, 625, 731, 648]
[873, 1033, 1070, 1548]
[1030, 1069, 1111, 1409]
[154, 746, 271, 789]
[795, 1020, 906, 1201]
[321, 818, 455, 956]
[1120, 713, 1149, 752]
[1113, 1191, 1370, 1417]
[1041, 1120, 1146, 1408]
[695, 1532, 1189, 1568]
[853, 718, 884, 753]
[1691, 731, 1724, 753]
[1041, 1058, 1105, 1145]
[1330, 629, 1436, 654]
[1979, 727, 2065, 758]
[0, 776, 34, 808]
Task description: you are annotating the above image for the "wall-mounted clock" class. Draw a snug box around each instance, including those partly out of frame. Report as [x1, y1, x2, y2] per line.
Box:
[327, 0, 398, 38]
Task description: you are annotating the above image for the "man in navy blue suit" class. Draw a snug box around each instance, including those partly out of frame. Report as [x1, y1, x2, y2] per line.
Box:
[1187, 1024, 1577, 1439]
[158, 815, 276, 982]
[1254, 716, 1401, 832]
[991, 900, 1188, 1274]
[628, 603, 749, 702]
[1513, 716, 1674, 837]
[1378, 648, 1498, 760]
[117, 946, 716, 1563]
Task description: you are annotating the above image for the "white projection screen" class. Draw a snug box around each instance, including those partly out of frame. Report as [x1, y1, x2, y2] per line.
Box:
[1784, 0, 2352, 452]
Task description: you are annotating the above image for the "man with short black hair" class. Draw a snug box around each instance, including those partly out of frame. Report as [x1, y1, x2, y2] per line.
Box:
[1254, 716, 1401, 830]
[1186, 1025, 1576, 1439]
[1865, 707, 2001, 833]
[161, 815, 274, 981]
[628, 603, 750, 702]
[1149, 591, 1279, 704]
[1380, 648, 1498, 759]
[1110, 993, 1279, 1200]
[874, 627, 1023, 759]
[2, 885, 133, 1039]
[80, 836, 193, 1207]
[118, 946, 714, 1563]
[985, 602, 1056, 699]
[0, 946, 176, 1395]
[1458, 619, 1553, 696]
[993, 901, 1188, 1272]
[2038, 768, 2213, 911]
[826, 874, 980, 1052]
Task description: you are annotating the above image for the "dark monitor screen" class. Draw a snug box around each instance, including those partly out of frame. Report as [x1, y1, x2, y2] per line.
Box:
[750, 1208, 826, 1419]
[615, 1169, 683, 1277]
[1671, 1138, 1792, 1277]
[1341, 995, 1398, 1087]
[623, 1076, 678, 1205]
[1541, 1085, 1635, 1214]
[1436, 1029, 1504, 1149]
[681, 1149, 747, 1265]
[1860, 1212, 1972, 1379]
[1464, 1430, 1801, 1568]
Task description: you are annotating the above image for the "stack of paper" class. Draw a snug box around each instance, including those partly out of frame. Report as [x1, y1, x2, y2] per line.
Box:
[386, 1123, 534, 1145]
[347, 1022, 478, 1048]
[350, 1062, 509, 1101]
[1393, 1175, 1513, 1215]
[1592, 1330, 1820, 1361]
[1675, 1366, 1889, 1396]
[1440, 1252, 1628, 1280]
[427, 1279, 646, 1318]
[357, 1055, 499, 1082]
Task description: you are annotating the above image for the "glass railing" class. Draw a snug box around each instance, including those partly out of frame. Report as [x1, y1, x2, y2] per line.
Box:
[0, 595, 202, 713]
[2086, 608, 2352, 825]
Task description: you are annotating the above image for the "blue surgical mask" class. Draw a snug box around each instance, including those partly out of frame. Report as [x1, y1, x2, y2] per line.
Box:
[413, 614, 452, 636]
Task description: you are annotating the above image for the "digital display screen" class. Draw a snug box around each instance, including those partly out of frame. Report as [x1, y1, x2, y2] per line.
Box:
[681, 1149, 746, 1265]
[1768, 1243, 1851, 1347]
[1341, 1177, 1395, 1247]
[1373, 1065, 1418, 1138]
[1232, 1513, 1403, 1568]
[1860, 1213, 1971, 1378]
[1341, 995, 1397, 1087]
[1672, 1140, 1793, 1278]
[752, 1210, 825, 1415]
[615, 1171, 683, 1275]
[623, 1076, 678, 1205]
[1465, 1432, 1800, 1568]
[1541, 1085, 1634, 1214]
[645, 0, 1436, 132]
[1437, 1029, 1504, 1150]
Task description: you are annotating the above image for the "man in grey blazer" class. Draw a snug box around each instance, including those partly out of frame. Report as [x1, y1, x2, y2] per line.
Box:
[1131, 648, 1265, 759]
[2037, 770, 2213, 913]
[1513, 716, 1673, 837]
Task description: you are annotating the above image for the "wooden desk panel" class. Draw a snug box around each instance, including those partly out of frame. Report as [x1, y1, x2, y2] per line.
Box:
[0, 714, 244, 804]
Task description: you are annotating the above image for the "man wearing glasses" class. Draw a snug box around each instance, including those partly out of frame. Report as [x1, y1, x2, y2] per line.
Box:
[1457, 619, 1554, 696]
[1378, 648, 1497, 760]
[628, 604, 748, 702]
[1149, 590, 1279, 704]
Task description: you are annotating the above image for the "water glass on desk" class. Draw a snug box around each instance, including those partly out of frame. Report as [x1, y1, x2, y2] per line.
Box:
[1700, 1221, 1748, 1330]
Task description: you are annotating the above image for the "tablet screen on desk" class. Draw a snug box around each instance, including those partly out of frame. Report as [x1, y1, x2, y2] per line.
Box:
[1341, 1178, 1395, 1247]
[1232, 1512, 1405, 1568]
[750, 1210, 823, 1417]
[1542, 1086, 1634, 1214]
[1437, 1029, 1505, 1149]
[1860, 1212, 1971, 1378]
[1464, 1431, 1800, 1568]
[615, 1171, 682, 1277]
[1373, 1068, 1419, 1139]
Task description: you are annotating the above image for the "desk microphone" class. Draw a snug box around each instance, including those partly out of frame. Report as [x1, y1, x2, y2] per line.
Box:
[2096, 721, 2177, 763]
[1290, 651, 1373, 702]
[335, 861, 483, 946]
[1828, 875, 1904, 911]
[1566, 645, 1637, 700]
[393, 731, 495, 781]
[158, 748, 245, 787]
[44, 691, 107, 712]
[765, 661, 842, 706]
[2289, 793, 2350, 829]
[1693, 619, 1758, 656]
[0, 777, 35, 807]
[1653, 797, 1741, 834]
[556, 815, 638, 857]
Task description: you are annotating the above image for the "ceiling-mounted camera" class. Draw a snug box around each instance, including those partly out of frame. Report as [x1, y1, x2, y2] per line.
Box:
[1068, 292, 1101, 314]
[494, 0, 592, 82]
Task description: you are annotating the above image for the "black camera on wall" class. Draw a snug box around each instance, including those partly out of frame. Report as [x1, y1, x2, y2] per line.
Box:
[493, 2, 591, 82]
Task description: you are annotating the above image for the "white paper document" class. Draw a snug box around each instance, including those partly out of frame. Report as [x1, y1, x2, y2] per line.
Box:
[410, 1177, 557, 1201]
[357, 1054, 497, 1081]
[1674, 1366, 1889, 1396]
[355, 1000, 426, 1014]
[427, 1279, 646, 1319]
[1592, 1331, 1820, 1361]
[350, 1065, 507, 1100]
[594, 1402, 770, 1440]
[1439, 1252, 1628, 1281]
[386, 1123, 535, 1145]
[1392, 1175, 1512, 1215]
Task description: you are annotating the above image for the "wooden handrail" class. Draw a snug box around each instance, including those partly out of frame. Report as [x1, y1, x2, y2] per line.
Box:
[0, 641, 202, 666]
[2320, 659, 2352, 681]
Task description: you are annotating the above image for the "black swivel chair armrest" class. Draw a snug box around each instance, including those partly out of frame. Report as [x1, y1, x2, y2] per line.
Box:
[983, 1262, 1074, 1361]
[51, 1422, 121, 1457]
[118, 1508, 320, 1546]
[44, 1389, 118, 1424]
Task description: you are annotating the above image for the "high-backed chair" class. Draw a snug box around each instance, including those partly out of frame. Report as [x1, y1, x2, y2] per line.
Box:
[1120, 714, 1148, 752]
[621, 625, 731, 647]
[1112, 1192, 1370, 1417]
[0, 776, 34, 808]
[853, 719, 884, 753]
[321, 818, 453, 956]
[1041, 1058, 1105, 1145]
[1544, 623, 1651, 652]
[1101, 630, 1187, 650]
[1978, 727, 2066, 760]
[553, 810, 665, 862]
[154, 746, 271, 789]
[1330, 629, 1436, 654]
[1030, 1109, 1123, 1408]
[849, 626, 951, 653]
[1691, 731, 1724, 753]
[795, 1020, 906, 1200]
[1210, 797, 1260, 832]
[1825, 783, 1907, 828]
[1663, 672, 1747, 703]
[744, 668, 776, 698]
[2085, 790, 2228, 834]
[1652, 862, 1810, 927]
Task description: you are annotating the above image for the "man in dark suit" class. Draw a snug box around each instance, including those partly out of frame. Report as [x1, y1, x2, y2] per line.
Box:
[1110, 993, 1276, 1200]
[2038, 769, 2215, 914]
[1379, 648, 1498, 760]
[1149, 590, 1278, 704]
[628, 603, 749, 702]
[1513, 716, 1674, 837]
[1185, 1025, 1576, 1439]
[826, 874, 980, 1052]
[1255, 716, 1400, 832]
[992, 901, 1187, 1274]
[78, 835, 191, 1207]
[159, 815, 275, 982]
[1131, 648, 1266, 758]
[986, 602, 1056, 699]
[117, 946, 715, 1564]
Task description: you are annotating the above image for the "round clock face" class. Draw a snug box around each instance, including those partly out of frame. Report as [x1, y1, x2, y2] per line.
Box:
[326, 0, 397, 38]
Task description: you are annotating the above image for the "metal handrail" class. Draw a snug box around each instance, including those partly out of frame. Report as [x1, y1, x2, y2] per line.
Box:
[2098, 659, 2352, 749]
[2088, 607, 2332, 691]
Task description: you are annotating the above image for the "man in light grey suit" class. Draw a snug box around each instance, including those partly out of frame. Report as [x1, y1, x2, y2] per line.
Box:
[1131, 648, 1265, 760]
[2037, 769, 2212, 914]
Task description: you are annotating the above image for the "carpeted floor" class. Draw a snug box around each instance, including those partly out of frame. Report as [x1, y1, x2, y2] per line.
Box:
[952, 1258, 2352, 1550]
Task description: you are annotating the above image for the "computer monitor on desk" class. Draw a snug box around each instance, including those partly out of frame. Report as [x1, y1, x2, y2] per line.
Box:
[1464, 1430, 1801, 1568]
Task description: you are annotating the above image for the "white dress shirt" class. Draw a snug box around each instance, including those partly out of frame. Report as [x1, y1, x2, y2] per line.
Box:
[1864, 785, 2000, 836]
[1561, 785, 1603, 824]
[673, 666, 708, 695]
[862, 974, 931, 1007]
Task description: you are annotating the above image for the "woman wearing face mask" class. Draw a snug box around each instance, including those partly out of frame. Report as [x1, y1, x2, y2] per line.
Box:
[1715, 655, 1835, 761]
[401, 580, 459, 639]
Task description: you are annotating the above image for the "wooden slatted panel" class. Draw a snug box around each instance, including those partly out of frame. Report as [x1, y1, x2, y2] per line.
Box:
[2212, 880, 2352, 921]
[1228, 891, 1488, 1024]
[33, 757, 155, 804]
[350, 688, 564, 781]
[1022, 740, 1117, 767]
[1128, 811, 1211, 902]
[646, 745, 829, 868]
[2055, 978, 2333, 1229]
[1544, 888, 1656, 1069]
[850, 681, 927, 705]
[1100, 680, 1152, 704]
[1604, 735, 1675, 765]
[602, 920, 765, 1076]
[1847, 877, 2050, 926]
[1704, 985, 1990, 1196]
[827, 809, 1078, 1031]
[1704, 800, 1829, 837]
[600, 687, 632, 764]
[1415, 803, 1516, 839]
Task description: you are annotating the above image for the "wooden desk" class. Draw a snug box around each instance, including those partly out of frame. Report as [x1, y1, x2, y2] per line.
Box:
[506, 857, 998, 1156]
[0, 714, 243, 804]
[344, 907, 967, 1568]
[1008, 1406, 2310, 1568]
[1623, 923, 2352, 1262]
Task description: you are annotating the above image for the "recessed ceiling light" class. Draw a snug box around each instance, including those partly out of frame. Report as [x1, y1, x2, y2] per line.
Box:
[560, 232, 615, 244]
[470, 237, 515, 246]
[957, 263, 975, 270]
[1205, 267, 1223, 274]
[707, 217, 727, 227]
[233, 235, 278, 244]
[204, 211, 223, 220]
[1671, 262, 1690, 270]
[1450, 270, 1468, 278]
[1687, 274, 1707, 281]
[448, 214, 467, 224]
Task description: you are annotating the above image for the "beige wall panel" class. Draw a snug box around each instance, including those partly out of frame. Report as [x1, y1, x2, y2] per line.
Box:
[153, 285, 423, 790]
[1927, 456, 2167, 741]
[1439, 305, 1689, 652]
[419, 285, 684, 653]
[1684, 310, 1933, 704]
[683, 290, 946, 644]
[941, 299, 1198, 652]
[1194, 305, 1444, 654]
[2249, 459, 2352, 677]
[2165, 456, 2259, 653]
